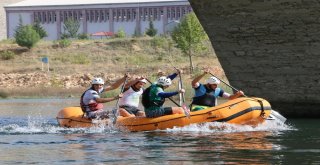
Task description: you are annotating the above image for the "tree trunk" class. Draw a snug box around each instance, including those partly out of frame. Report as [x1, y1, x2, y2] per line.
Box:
[188, 48, 194, 73]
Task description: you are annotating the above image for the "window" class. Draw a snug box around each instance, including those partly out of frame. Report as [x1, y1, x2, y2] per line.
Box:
[96, 10, 99, 22]
[90, 11, 94, 22]
[127, 9, 131, 21]
[48, 12, 52, 22]
[133, 10, 136, 20]
[101, 10, 105, 21]
[106, 11, 109, 20]
[54, 13, 57, 22]
[43, 12, 47, 23]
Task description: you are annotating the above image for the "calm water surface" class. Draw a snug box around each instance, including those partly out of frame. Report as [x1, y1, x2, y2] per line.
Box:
[0, 99, 319, 164]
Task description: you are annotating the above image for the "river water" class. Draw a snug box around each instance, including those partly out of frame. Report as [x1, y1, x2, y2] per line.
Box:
[0, 98, 319, 164]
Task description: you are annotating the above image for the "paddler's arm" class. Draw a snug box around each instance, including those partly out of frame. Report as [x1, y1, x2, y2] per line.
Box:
[96, 94, 122, 103]
[104, 73, 129, 91]
[157, 89, 185, 98]
[228, 91, 244, 100]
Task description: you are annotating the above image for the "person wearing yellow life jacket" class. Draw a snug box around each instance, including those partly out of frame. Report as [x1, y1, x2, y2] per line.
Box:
[80, 75, 128, 119]
[118, 77, 147, 117]
[191, 69, 244, 111]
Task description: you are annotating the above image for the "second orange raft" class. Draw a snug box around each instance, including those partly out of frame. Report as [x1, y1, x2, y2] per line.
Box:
[56, 97, 272, 132]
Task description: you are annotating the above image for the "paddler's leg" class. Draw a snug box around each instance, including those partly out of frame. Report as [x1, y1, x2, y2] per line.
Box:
[171, 107, 184, 114]
[119, 107, 135, 117]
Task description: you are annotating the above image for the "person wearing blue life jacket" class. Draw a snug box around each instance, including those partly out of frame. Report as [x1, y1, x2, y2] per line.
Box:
[142, 70, 186, 118]
[191, 69, 244, 111]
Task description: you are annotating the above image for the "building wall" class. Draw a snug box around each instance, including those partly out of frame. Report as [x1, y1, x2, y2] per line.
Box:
[189, 0, 320, 117]
[0, 0, 24, 40]
[5, 2, 192, 40]
[7, 12, 32, 37]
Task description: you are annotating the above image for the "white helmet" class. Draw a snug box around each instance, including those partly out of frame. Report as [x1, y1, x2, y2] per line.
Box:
[138, 79, 147, 84]
[92, 77, 104, 85]
[157, 76, 172, 86]
[206, 77, 220, 85]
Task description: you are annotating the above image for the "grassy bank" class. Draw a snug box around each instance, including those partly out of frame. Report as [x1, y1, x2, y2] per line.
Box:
[0, 36, 230, 98]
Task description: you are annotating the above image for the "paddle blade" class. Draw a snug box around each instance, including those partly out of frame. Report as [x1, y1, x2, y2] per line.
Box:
[270, 110, 287, 123]
[111, 108, 118, 124]
[182, 104, 191, 119]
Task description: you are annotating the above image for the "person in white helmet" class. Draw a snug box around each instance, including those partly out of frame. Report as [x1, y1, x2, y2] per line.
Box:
[191, 69, 244, 111]
[80, 74, 128, 119]
[118, 77, 147, 117]
[142, 70, 186, 118]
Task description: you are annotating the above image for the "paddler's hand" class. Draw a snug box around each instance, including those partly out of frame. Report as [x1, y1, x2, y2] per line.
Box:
[175, 68, 183, 75]
[115, 93, 123, 100]
[236, 91, 244, 97]
[178, 89, 185, 94]
[203, 68, 211, 75]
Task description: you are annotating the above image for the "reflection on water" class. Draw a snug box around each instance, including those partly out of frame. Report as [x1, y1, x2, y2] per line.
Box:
[0, 99, 319, 164]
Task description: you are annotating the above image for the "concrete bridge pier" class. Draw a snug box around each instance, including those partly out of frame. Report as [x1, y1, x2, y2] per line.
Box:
[189, 0, 320, 117]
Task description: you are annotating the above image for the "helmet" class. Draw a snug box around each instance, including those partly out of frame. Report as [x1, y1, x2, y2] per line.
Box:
[138, 79, 147, 84]
[157, 76, 172, 86]
[206, 77, 220, 85]
[92, 77, 104, 85]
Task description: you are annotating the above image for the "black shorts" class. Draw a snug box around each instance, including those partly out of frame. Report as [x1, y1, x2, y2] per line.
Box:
[120, 105, 143, 116]
[145, 107, 173, 118]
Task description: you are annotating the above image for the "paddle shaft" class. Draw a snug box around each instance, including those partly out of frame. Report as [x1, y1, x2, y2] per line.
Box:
[112, 76, 128, 124]
[172, 67, 190, 118]
[209, 72, 247, 97]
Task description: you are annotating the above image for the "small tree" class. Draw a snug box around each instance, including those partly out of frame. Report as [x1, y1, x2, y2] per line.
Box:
[145, 20, 157, 37]
[171, 12, 208, 73]
[14, 15, 24, 38]
[63, 18, 80, 38]
[33, 20, 48, 39]
[116, 28, 126, 38]
[15, 25, 40, 49]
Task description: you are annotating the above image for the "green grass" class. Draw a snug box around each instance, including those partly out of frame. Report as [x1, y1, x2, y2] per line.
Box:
[0, 36, 229, 98]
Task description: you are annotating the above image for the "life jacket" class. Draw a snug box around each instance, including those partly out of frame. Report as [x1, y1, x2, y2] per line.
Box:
[80, 88, 104, 113]
[191, 85, 222, 107]
[142, 85, 165, 108]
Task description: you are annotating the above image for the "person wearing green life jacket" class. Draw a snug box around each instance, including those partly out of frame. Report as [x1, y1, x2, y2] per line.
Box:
[191, 69, 244, 111]
[142, 71, 186, 118]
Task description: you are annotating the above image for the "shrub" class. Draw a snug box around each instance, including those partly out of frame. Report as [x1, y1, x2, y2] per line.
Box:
[0, 91, 8, 98]
[60, 33, 70, 39]
[116, 28, 126, 38]
[146, 20, 157, 37]
[33, 20, 48, 39]
[0, 50, 15, 60]
[78, 33, 89, 40]
[14, 25, 40, 49]
[58, 39, 71, 48]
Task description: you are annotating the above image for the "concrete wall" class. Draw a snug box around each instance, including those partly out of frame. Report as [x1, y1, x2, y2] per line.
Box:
[0, 0, 24, 40]
[189, 0, 320, 117]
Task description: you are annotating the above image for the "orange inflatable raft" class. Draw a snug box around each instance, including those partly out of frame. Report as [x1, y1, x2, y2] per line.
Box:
[56, 97, 272, 132]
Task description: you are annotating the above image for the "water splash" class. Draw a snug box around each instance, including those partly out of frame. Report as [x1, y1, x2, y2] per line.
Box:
[0, 113, 295, 135]
[165, 120, 295, 134]
[0, 114, 118, 134]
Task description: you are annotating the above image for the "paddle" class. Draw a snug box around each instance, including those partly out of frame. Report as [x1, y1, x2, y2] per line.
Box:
[112, 75, 128, 124]
[208, 72, 247, 97]
[173, 67, 191, 118]
[208, 72, 286, 123]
